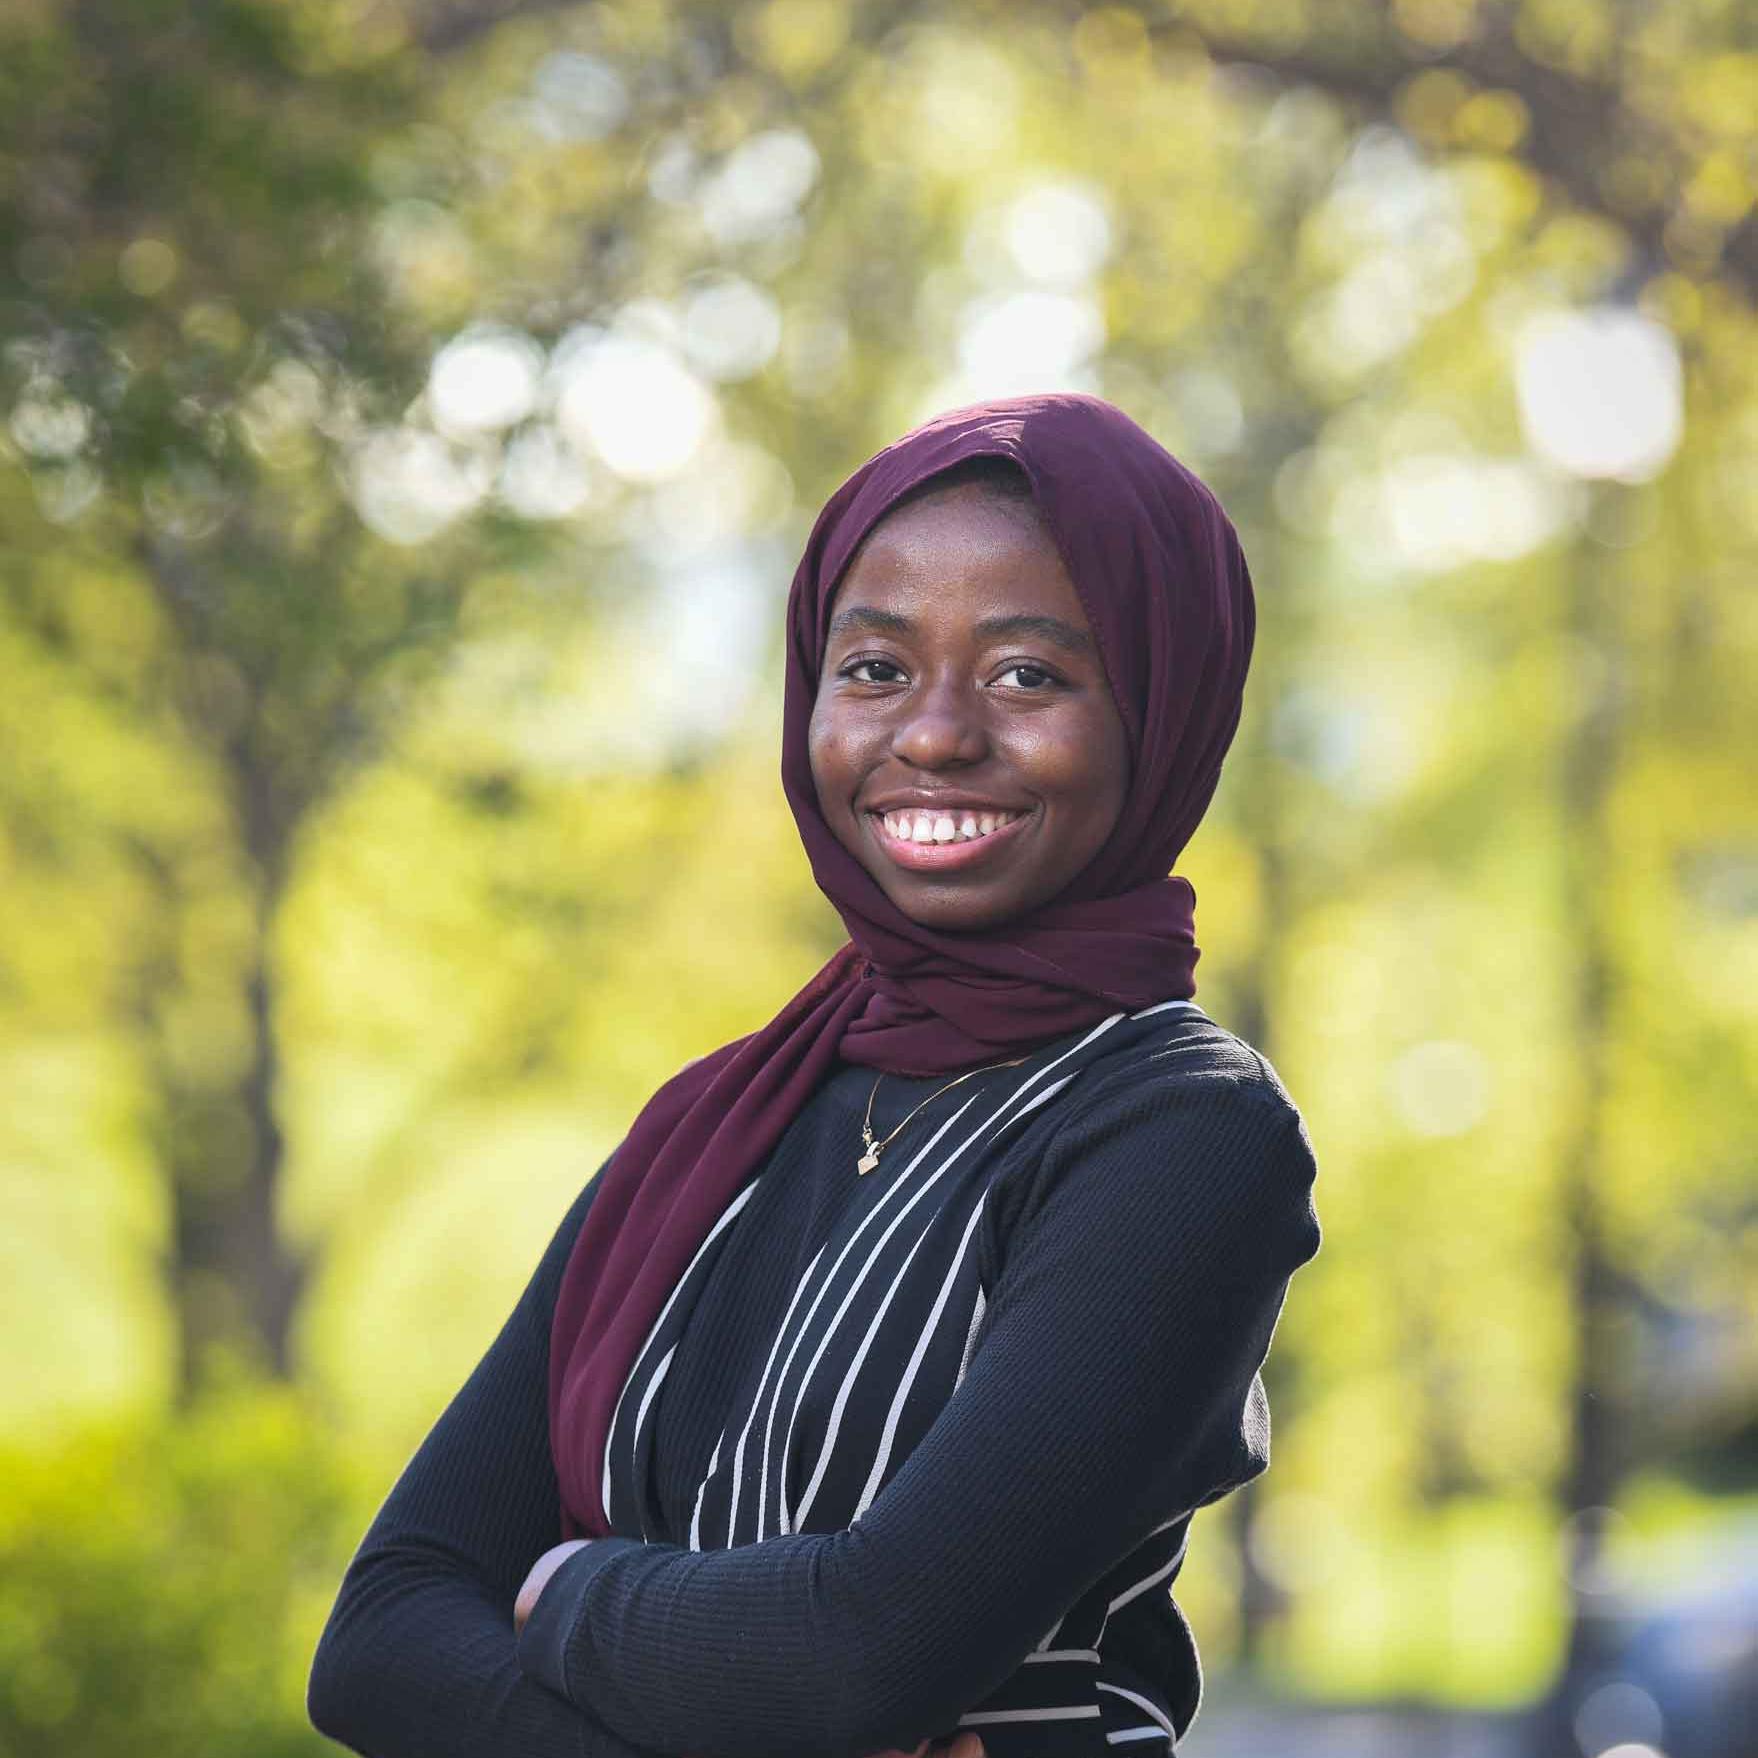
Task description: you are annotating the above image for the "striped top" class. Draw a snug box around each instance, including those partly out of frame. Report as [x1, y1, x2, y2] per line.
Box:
[309, 1000, 1321, 1758]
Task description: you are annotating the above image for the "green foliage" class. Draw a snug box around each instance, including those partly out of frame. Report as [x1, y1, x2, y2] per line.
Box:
[0, 1376, 361, 1758]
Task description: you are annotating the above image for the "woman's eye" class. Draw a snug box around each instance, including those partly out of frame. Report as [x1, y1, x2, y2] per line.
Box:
[996, 663, 1057, 690]
[845, 658, 906, 684]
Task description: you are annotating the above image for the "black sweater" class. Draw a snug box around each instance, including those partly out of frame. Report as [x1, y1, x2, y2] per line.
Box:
[308, 1001, 1320, 1758]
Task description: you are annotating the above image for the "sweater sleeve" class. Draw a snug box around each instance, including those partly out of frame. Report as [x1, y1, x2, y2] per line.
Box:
[516, 1070, 1322, 1758]
[306, 1163, 656, 1758]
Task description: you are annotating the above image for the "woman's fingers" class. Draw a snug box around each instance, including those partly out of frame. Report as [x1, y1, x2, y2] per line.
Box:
[863, 1736, 986, 1758]
[512, 1538, 591, 1634]
[863, 1732, 985, 1758]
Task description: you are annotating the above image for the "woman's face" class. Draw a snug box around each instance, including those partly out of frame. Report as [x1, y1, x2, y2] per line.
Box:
[808, 479, 1130, 933]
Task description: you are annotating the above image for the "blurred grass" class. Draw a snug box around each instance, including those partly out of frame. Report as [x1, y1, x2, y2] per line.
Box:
[0, 1372, 359, 1757]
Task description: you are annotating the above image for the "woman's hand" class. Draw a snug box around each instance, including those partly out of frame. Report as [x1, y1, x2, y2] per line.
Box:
[868, 1735, 985, 1758]
[683, 1741, 983, 1758]
[513, 1538, 592, 1634]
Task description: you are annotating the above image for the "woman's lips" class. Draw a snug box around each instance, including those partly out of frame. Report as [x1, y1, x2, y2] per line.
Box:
[865, 807, 1034, 872]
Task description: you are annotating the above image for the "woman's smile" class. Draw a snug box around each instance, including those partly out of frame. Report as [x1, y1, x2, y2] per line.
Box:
[808, 466, 1130, 933]
[866, 800, 1035, 870]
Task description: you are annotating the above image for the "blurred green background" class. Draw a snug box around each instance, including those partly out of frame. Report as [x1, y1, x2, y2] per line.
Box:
[1, 1, 1754, 1754]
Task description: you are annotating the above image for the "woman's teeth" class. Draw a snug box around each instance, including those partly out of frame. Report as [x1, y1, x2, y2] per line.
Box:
[878, 808, 1024, 845]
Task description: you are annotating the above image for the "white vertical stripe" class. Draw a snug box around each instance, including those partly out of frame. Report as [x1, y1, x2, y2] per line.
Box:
[1096, 1683, 1177, 1745]
[848, 1194, 989, 1522]
[790, 1213, 940, 1529]
[953, 1284, 986, 1393]
[1107, 1727, 1172, 1746]
[1006, 1069, 1078, 1122]
[727, 1237, 828, 1545]
[629, 1344, 675, 1540]
[752, 1097, 979, 1540]
[1096, 1531, 1190, 1647]
[826, 1025, 1127, 1531]
[689, 1427, 724, 1552]
[600, 1177, 761, 1520]
[772, 1102, 990, 1534]
[715, 1006, 1129, 1543]
[774, 1032, 1106, 1536]
[996, 1012, 1124, 1113]
[1107, 1533, 1190, 1615]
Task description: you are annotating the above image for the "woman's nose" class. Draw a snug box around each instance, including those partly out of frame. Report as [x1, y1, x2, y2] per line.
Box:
[890, 678, 988, 768]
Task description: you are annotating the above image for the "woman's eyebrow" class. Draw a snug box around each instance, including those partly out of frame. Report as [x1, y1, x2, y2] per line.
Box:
[827, 607, 1095, 656]
[975, 613, 1096, 656]
[827, 606, 914, 641]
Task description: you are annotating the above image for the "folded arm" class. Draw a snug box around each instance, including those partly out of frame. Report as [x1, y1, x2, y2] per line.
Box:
[517, 1074, 1322, 1758]
[306, 1169, 651, 1758]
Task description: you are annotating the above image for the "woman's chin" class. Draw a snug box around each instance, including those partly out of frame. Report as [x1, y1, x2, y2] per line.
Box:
[876, 875, 1021, 934]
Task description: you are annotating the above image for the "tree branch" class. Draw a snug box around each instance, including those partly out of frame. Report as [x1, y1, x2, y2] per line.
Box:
[1141, 9, 1755, 295]
[410, 0, 1755, 298]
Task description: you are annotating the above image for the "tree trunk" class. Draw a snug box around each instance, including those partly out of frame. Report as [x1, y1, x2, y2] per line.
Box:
[1537, 487, 1633, 1749]
[130, 539, 313, 1394]
[1222, 506, 1300, 1668]
[1229, 866, 1285, 1668]
[154, 836, 308, 1397]
[167, 876, 306, 1393]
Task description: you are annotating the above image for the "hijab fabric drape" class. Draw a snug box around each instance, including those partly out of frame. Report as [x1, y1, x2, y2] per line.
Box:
[548, 393, 1256, 1537]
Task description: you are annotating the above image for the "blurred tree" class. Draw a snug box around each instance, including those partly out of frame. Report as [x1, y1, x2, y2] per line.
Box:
[423, 0, 1758, 296]
[0, 0, 638, 1390]
[3, 0, 432, 1388]
[1143, 0, 1758, 295]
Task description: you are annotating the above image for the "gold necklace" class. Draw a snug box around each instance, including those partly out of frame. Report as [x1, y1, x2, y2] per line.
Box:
[857, 1056, 1027, 1176]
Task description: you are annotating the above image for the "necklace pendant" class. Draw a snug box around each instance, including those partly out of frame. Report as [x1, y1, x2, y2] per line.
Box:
[856, 1146, 881, 1175]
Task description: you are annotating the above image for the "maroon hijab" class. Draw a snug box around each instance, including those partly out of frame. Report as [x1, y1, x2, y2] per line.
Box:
[548, 393, 1255, 1537]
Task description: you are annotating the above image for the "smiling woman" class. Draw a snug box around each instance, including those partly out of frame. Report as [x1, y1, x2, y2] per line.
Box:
[810, 462, 1130, 932]
[308, 395, 1320, 1758]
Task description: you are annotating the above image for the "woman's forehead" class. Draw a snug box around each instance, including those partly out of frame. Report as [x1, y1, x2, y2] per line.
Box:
[842, 477, 1053, 571]
[829, 483, 1093, 629]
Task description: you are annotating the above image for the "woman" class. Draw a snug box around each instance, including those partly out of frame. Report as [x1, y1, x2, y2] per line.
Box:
[307, 393, 1321, 1758]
